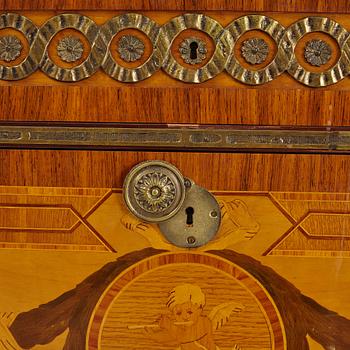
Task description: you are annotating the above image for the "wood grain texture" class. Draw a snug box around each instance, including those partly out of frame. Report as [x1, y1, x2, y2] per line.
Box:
[184, 0, 350, 13]
[1, 0, 350, 12]
[0, 0, 185, 11]
[9, 250, 350, 349]
[90, 254, 281, 350]
[1, 188, 349, 258]
[0, 4, 349, 350]
[0, 187, 114, 251]
[3, 84, 350, 125]
[1, 150, 350, 192]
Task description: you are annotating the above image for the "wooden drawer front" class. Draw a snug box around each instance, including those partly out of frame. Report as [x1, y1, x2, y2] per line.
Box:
[1, 2, 350, 350]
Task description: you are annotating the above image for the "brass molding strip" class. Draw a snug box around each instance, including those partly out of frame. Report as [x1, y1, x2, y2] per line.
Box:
[1, 124, 350, 153]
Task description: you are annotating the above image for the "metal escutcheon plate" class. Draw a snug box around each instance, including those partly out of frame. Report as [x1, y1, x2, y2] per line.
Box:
[159, 183, 221, 248]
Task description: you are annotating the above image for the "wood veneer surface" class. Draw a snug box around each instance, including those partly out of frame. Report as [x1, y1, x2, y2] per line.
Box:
[2, 84, 350, 125]
[0, 4, 349, 350]
[1, 150, 349, 192]
[1, 0, 350, 13]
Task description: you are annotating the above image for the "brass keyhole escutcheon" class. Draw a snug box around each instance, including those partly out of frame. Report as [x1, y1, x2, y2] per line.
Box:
[123, 161, 221, 248]
[178, 37, 208, 65]
[159, 183, 221, 248]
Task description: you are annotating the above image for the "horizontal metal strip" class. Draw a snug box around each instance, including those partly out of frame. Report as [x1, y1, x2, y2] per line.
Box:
[1, 124, 350, 154]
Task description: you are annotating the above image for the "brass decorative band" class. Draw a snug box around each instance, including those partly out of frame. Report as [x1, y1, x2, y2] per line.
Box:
[161, 14, 232, 83]
[225, 15, 292, 85]
[1, 125, 350, 153]
[100, 13, 163, 82]
[39, 14, 104, 82]
[1, 12, 350, 86]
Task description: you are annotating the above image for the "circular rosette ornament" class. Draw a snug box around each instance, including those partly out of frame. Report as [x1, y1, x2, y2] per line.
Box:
[286, 17, 350, 87]
[38, 14, 105, 82]
[123, 161, 186, 223]
[117, 35, 145, 62]
[0, 36, 22, 62]
[134, 172, 176, 213]
[101, 13, 164, 82]
[241, 38, 269, 65]
[57, 36, 84, 63]
[0, 13, 42, 81]
[304, 39, 332, 67]
[225, 14, 292, 85]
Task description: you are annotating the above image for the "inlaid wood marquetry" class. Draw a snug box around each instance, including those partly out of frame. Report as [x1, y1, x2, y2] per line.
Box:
[0, 186, 349, 258]
[0, 186, 113, 251]
[87, 253, 286, 350]
[266, 192, 350, 257]
[1, 2, 350, 350]
[0, 186, 349, 350]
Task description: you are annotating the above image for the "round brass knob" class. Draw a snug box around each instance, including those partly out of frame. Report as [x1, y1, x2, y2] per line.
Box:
[123, 161, 186, 222]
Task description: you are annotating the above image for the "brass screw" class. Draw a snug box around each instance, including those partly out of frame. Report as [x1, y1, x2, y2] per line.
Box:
[187, 236, 196, 244]
[210, 210, 218, 218]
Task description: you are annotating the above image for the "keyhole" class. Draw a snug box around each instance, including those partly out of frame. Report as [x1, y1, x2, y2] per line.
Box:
[189, 41, 198, 60]
[186, 207, 194, 226]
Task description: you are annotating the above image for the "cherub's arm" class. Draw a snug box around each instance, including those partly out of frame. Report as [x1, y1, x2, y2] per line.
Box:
[196, 317, 216, 350]
[120, 213, 174, 250]
[206, 200, 260, 249]
[143, 326, 180, 346]
[143, 315, 181, 346]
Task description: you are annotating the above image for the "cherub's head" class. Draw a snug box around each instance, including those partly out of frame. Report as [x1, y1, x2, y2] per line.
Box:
[166, 284, 205, 324]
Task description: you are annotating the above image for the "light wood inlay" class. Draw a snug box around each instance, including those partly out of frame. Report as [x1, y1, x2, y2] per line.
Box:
[87, 253, 285, 350]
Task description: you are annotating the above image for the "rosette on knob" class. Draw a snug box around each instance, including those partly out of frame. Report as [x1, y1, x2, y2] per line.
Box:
[123, 161, 186, 223]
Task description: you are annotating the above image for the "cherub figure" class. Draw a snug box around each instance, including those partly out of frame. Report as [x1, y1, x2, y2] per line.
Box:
[139, 284, 244, 350]
[206, 199, 260, 250]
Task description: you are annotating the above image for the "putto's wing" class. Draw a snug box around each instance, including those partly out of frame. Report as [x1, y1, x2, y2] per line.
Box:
[208, 301, 245, 331]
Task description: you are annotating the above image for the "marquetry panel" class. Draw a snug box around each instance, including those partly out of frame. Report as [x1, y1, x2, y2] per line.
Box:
[1, 186, 349, 259]
[0, 186, 349, 349]
[88, 254, 285, 350]
[0, 186, 113, 251]
[0, 3, 349, 350]
[266, 192, 350, 257]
